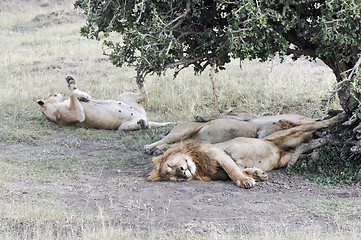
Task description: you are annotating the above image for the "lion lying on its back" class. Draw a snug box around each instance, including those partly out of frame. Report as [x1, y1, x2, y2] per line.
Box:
[147, 114, 346, 188]
[37, 76, 173, 130]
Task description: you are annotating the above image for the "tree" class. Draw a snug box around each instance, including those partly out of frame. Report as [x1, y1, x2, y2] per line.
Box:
[75, 0, 360, 113]
[75, 0, 361, 158]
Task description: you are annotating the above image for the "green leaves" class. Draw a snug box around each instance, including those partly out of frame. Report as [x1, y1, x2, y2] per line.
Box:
[76, 0, 361, 87]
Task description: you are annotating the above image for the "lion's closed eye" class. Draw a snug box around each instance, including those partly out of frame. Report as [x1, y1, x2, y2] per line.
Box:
[167, 164, 174, 172]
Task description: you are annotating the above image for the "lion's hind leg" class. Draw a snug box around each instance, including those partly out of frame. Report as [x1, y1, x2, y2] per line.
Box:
[66, 75, 76, 90]
[119, 119, 147, 131]
[242, 167, 268, 181]
[65, 75, 92, 101]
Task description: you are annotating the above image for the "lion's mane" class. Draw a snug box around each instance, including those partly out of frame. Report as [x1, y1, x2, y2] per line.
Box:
[183, 141, 219, 181]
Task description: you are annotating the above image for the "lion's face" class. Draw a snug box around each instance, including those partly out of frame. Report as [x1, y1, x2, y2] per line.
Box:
[161, 153, 196, 181]
[148, 152, 197, 181]
[257, 122, 284, 138]
[257, 120, 301, 138]
[37, 94, 63, 121]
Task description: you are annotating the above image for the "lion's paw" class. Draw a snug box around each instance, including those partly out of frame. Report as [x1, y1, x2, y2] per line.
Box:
[243, 168, 268, 181]
[65, 75, 76, 86]
[152, 147, 163, 156]
[235, 177, 256, 189]
[144, 145, 152, 154]
[144, 145, 163, 156]
[144, 145, 161, 156]
[137, 119, 147, 129]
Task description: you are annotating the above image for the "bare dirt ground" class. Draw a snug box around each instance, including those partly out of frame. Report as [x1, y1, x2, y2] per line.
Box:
[1, 126, 360, 236]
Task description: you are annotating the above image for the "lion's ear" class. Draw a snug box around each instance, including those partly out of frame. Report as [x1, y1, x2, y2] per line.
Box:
[279, 120, 299, 129]
[152, 156, 161, 165]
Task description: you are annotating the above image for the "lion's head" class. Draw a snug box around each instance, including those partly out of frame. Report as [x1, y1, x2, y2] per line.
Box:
[37, 94, 63, 121]
[147, 142, 222, 182]
[257, 120, 302, 138]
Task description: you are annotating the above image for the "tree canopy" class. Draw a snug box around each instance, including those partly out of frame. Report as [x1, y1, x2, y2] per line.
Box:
[75, 0, 361, 113]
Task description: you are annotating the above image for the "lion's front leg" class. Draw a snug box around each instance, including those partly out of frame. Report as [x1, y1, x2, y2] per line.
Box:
[56, 94, 86, 123]
[144, 121, 204, 155]
[144, 141, 166, 155]
[200, 144, 256, 188]
[242, 167, 268, 181]
[228, 168, 256, 188]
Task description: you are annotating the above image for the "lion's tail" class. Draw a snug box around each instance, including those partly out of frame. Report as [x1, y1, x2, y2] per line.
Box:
[148, 121, 176, 128]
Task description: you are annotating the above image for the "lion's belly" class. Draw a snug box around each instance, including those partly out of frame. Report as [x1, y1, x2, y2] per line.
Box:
[194, 119, 258, 143]
[79, 100, 147, 129]
[215, 137, 280, 171]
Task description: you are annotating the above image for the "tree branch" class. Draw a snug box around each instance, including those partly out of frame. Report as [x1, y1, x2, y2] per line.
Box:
[286, 48, 317, 58]
[286, 138, 329, 170]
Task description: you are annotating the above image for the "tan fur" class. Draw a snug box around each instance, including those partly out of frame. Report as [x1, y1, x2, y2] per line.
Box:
[144, 117, 304, 155]
[195, 110, 314, 124]
[37, 76, 173, 130]
[147, 114, 345, 188]
[194, 109, 257, 122]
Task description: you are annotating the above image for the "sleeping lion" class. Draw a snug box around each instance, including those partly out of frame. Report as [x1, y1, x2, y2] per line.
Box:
[37, 76, 173, 130]
[144, 114, 314, 155]
[147, 113, 346, 188]
[194, 109, 314, 124]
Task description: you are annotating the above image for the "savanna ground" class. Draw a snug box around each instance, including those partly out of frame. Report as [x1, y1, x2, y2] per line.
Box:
[0, 0, 360, 239]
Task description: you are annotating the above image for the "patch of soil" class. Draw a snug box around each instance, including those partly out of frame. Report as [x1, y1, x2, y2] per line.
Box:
[1, 128, 360, 236]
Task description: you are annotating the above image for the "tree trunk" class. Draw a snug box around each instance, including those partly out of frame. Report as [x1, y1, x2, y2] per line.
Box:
[322, 58, 360, 115]
[337, 85, 360, 115]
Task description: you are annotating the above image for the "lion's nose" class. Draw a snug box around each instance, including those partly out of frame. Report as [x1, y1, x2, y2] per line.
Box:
[179, 166, 186, 175]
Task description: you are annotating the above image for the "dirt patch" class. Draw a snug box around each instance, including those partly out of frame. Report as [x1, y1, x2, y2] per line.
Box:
[1, 127, 360, 236]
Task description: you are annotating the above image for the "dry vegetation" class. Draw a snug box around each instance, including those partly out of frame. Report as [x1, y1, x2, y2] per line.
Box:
[1, 0, 359, 240]
[0, 0, 337, 122]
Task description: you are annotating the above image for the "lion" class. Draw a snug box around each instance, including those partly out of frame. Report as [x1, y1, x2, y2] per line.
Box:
[194, 109, 315, 124]
[37, 76, 173, 130]
[147, 113, 346, 188]
[144, 117, 310, 155]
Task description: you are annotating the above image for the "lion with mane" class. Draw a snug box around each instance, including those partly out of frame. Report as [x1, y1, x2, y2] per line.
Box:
[147, 114, 346, 188]
[144, 116, 313, 155]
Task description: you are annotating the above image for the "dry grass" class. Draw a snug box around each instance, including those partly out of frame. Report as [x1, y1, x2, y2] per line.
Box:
[0, 1, 337, 123]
